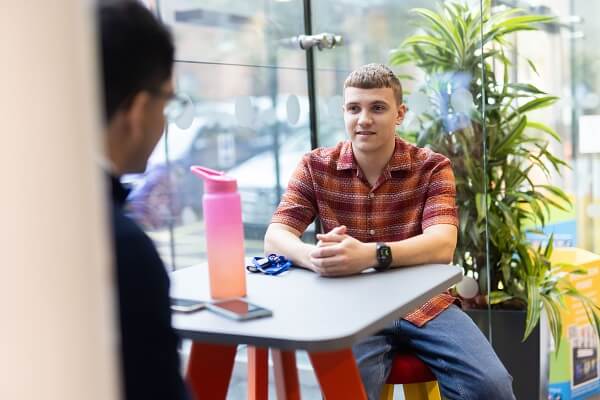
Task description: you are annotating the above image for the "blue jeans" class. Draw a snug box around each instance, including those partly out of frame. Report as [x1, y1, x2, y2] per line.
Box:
[352, 305, 515, 400]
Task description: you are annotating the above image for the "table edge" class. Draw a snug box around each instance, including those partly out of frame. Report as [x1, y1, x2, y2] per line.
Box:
[175, 265, 463, 351]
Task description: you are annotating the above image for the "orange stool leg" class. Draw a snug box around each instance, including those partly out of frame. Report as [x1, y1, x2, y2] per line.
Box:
[272, 349, 300, 400]
[309, 348, 368, 400]
[186, 342, 237, 400]
[247, 346, 269, 400]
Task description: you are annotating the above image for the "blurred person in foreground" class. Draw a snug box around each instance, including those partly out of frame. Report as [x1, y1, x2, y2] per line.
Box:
[264, 63, 515, 400]
[97, 1, 189, 399]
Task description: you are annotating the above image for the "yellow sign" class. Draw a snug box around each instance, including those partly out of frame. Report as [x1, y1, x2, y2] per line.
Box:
[549, 248, 600, 399]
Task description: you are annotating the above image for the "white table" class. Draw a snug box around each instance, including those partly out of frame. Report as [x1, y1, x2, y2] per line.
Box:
[171, 264, 462, 399]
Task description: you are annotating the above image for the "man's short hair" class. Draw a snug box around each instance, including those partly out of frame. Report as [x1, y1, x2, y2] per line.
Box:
[98, 0, 174, 122]
[344, 63, 403, 105]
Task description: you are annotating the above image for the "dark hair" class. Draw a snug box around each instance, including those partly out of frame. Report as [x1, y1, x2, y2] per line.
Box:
[98, 0, 174, 122]
[344, 63, 403, 105]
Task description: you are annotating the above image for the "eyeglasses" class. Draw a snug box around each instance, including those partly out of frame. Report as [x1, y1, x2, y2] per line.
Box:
[149, 89, 192, 122]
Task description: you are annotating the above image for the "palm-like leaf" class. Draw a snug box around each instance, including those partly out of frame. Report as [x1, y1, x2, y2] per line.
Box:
[391, 0, 600, 350]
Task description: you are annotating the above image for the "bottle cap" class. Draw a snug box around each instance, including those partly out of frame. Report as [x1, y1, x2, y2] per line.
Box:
[190, 166, 237, 193]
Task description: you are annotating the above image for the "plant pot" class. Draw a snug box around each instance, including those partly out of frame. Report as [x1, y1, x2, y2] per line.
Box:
[465, 309, 550, 400]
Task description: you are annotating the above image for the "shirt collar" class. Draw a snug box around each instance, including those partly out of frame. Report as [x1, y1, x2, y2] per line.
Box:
[108, 174, 130, 206]
[336, 137, 412, 172]
[336, 140, 355, 170]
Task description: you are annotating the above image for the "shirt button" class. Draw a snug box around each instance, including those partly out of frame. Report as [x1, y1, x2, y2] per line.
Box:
[369, 229, 375, 235]
[368, 193, 374, 199]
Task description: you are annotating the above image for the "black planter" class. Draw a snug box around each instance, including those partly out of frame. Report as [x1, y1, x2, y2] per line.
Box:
[465, 309, 550, 400]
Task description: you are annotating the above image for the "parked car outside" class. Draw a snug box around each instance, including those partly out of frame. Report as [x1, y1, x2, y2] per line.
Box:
[125, 115, 295, 230]
[228, 129, 317, 239]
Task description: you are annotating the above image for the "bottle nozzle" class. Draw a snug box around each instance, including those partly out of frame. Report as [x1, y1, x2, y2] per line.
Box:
[190, 166, 224, 179]
[190, 165, 237, 193]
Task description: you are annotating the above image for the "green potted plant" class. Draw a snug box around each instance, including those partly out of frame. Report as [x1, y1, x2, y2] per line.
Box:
[390, 0, 600, 397]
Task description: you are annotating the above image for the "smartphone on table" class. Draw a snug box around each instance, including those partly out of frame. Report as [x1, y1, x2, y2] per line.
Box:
[206, 298, 272, 321]
[170, 298, 206, 313]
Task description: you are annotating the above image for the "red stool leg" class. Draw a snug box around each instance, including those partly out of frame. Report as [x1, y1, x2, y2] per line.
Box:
[247, 346, 269, 400]
[272, 350, 301, 400]
[186, 342, 237, 400]
[309, 348, 368, 400]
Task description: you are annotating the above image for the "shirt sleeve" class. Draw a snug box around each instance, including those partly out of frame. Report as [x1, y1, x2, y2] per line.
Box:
[270, 154, 317, 234]
[422, 156, 459, 230]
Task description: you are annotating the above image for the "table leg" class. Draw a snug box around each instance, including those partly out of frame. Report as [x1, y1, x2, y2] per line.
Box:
[308, 348, 367, 400]
[247, 346, 269, 400]
[272, 349, 301, 400]
[186, 341, 237, 399]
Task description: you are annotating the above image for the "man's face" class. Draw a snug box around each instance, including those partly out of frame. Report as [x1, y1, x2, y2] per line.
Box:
[343, 86, 405, 157]
[131, 79, 174, 173]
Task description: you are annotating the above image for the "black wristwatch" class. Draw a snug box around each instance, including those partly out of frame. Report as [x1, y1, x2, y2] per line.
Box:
[374, 242, 392, 272]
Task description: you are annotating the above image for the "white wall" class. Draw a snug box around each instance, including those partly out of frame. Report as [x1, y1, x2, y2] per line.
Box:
[0, 2, 119, 399]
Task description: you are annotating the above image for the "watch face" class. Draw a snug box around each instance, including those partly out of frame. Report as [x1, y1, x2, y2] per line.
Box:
[376, 243, 392, 270]
[379, 246, 391, 258]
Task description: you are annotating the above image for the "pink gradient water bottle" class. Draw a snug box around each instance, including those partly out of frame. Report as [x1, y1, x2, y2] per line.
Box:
[190, 166, 247, 299]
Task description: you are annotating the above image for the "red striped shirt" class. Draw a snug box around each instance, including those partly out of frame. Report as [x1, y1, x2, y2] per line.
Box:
[272, 137, 459, 326]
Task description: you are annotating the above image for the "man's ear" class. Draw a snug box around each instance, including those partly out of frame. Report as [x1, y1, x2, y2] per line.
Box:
[395, 103, 407, 125]
[124, 91, 151, 143]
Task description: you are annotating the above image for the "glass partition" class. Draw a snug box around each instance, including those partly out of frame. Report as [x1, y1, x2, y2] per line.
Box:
[126, 0, 310, 270]
[311, 0, 438, 147]
[159, 0, 306, 68]
[120, 0, 600, 398]
[571, 0, 600, 253]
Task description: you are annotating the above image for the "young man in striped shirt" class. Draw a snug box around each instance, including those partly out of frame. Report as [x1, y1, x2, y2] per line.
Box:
[264, 63, 515, 399]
